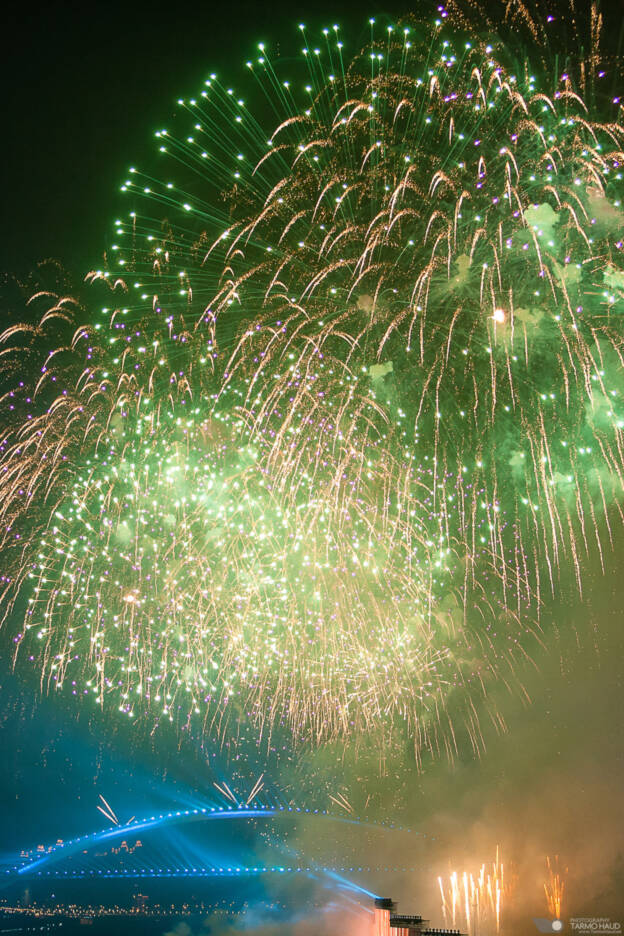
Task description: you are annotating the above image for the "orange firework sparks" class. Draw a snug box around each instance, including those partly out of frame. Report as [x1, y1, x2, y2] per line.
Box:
[544, 855, 567, 919]
[438, 847, 511, 935]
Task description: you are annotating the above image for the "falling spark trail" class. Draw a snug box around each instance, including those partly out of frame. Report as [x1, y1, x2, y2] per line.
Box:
[96, 805, 118, 825]
[245, 774, 265, 805]
[329, 792, 354, 814]
[544, 855, 566, 919]
[214, 782, 239, 805]
[98, 795, 119, 825]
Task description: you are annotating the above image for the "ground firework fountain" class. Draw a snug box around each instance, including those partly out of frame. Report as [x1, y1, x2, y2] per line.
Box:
[544, 855, 567, 920]
[438, 848, 510, 934]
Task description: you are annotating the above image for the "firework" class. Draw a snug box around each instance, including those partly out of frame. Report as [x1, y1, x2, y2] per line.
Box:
[97, 794, 120, 826]
[544, 855, 566, 919]
[438, 846, 510, 934]
[1, 2, 623, 752]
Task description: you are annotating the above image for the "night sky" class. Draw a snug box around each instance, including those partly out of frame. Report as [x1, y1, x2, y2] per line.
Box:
[1, 0, 380, 274]
[3, 0, 621, 270]
[1, 0, 624, 931]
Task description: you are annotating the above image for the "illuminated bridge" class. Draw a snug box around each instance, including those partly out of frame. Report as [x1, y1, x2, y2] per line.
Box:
[4, 804, 429, 905]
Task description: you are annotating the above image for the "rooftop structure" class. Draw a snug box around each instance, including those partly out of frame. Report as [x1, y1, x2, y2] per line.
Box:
[373, 897, 465, 936]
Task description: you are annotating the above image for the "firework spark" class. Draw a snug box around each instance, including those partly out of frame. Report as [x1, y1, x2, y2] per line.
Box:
[96, 794, 119, 826]
[438, 847, 510, 934]
[544, 855, 566, 919]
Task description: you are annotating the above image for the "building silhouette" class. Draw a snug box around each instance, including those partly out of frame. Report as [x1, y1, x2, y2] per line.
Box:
[373, 897, 465, 936]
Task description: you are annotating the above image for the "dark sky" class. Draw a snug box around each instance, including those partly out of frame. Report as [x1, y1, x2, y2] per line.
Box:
[2, 0, 621, 273]
[1, 0, 385, 276]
